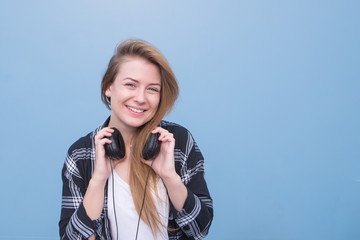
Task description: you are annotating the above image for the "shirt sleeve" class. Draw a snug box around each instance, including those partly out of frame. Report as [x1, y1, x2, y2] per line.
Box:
[170, 129, 214, 239]
[59, 151, 103, 240]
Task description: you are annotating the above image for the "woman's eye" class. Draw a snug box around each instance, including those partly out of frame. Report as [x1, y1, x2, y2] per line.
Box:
[125, 83, 135, 87]
[148, 87, 160, 92]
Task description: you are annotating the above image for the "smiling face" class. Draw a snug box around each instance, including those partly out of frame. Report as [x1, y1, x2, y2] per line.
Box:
[105, 56, 161, 132]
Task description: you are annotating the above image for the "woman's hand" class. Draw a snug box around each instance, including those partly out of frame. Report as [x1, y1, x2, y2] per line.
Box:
[142, 127, 188, 211]
[92, 127, 115, 183]
[142, 127, 177, 180]
[83, 127, 116, 221]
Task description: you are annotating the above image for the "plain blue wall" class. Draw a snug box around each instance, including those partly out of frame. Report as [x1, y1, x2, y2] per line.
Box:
[0, 0, 359, 239]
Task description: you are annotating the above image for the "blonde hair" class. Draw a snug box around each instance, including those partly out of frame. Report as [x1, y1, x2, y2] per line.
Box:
[101, 39, 179, 236]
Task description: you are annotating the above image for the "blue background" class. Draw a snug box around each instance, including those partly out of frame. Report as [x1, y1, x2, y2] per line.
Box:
[0, 0, 359, 239]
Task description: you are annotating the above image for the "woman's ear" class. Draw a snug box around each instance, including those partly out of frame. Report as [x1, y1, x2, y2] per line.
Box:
[105, 86, 111, 98]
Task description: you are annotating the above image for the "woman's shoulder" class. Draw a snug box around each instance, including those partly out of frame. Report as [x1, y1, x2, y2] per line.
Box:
[160, 120, 197, 146]
[160, 120, 190, 136]
[66, 131, 94, 158]
[67, 122, 103, 156]
[160, 120, 204, 170]
[63, 131, 94, 183]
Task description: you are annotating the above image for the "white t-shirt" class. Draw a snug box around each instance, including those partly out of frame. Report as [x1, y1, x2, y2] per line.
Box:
[107, 170, 169, 240]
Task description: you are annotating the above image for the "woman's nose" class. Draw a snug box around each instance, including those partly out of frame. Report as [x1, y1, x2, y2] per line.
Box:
[134, 89, 146, 104]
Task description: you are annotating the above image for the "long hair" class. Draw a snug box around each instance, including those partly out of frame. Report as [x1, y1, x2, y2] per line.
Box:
[101, 39, 179, 236]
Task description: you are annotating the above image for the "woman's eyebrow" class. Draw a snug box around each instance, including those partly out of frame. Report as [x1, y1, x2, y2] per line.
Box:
[148, 83, 161, 86]
[123, 77, 139, 82]
[124, 77, 161, 86]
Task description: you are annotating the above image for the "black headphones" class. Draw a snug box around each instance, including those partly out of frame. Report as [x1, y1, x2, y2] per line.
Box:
[104, 127, 161, 160]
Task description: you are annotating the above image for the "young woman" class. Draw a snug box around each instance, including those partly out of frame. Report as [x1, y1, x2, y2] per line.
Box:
[59, 39, 213, 239]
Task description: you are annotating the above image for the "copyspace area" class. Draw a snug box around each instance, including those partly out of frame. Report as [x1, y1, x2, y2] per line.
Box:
[0, 1, 359, 239]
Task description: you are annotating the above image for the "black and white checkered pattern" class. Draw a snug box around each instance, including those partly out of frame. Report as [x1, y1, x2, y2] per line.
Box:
[59, 118, 213, 239]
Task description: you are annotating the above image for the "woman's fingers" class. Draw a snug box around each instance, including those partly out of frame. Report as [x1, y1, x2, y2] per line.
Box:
[152, 127, 174, 142]
[95, 128, 115, 157]
[146, 127, 176, 179]
[95, 127, 114, 142]
[92, 127, 115, 181]
[99, 138, 112, 146]
[160, 132, 174, 142]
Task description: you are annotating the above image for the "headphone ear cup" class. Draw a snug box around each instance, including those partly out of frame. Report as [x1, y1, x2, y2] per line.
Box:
[142, 133, 161, 160]
[104, 127, 126, 160]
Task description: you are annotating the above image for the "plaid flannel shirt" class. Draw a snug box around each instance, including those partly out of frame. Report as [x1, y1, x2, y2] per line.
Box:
[59, 119, 213, 240]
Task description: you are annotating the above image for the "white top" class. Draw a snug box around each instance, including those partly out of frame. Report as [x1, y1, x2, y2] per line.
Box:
[107, 170, 169, 240]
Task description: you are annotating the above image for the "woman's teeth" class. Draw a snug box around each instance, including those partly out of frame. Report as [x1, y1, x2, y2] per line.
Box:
[128, 106, 144, 113]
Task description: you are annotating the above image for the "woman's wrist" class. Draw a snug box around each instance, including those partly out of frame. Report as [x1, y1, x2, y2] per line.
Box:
[89, 175, 108, 188]
[161, 173, 183, 191]
[162, 173, 188, 211]
[160, 170, 179, 183]
[83, 177, 106, 221]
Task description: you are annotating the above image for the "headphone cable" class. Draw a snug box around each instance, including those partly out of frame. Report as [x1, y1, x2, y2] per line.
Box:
[135, 158, 155, 240]
[110, 159, 119, 240]
[110, 157, 155, 240]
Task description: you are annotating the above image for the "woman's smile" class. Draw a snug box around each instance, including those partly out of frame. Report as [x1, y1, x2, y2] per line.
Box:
[126, 106, 145, 113]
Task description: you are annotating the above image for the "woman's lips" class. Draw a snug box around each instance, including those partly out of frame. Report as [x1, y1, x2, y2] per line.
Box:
[127, 106, 145, 113]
